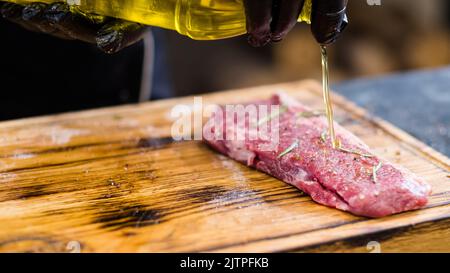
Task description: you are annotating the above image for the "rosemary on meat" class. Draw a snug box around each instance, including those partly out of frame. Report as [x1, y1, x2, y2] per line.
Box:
[277, 140, 299, 158]
[321, 131, 373, 158]
[372, 162, 383, 183]
[297, 110, 325, 119]
[320, 130, 328, 143]
[258, 105, 288, 126]
[337, 145, 374, 158]
[320, 130, 341, 147]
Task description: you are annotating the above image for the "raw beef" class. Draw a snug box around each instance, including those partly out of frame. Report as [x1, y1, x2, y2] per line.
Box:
[203, 94, 431, 218]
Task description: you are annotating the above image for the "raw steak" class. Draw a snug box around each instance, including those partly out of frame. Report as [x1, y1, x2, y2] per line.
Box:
[203, 93, 431, 218]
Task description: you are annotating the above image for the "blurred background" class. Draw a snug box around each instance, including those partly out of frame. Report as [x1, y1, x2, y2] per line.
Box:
[160, 0, 450, 96]
[1, 0, 449, 112]
[0, 0, 449, 154]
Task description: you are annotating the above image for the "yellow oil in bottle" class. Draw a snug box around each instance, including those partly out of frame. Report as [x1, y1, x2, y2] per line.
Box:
[5, 0, 340, 148]
[6, 0, 312, 40]
[320, 45, 338, 149]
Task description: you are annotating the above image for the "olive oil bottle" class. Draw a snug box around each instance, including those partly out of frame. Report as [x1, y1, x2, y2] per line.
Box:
[5, 0, 312, 40]
[5, 0, 340, 151]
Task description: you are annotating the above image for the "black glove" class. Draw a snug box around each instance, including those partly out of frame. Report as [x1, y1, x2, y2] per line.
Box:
[0, 2, 149, 54]
[243, 0, 348, 46]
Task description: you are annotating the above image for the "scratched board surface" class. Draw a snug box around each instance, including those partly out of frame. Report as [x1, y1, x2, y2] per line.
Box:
[0, 80, 448, 253]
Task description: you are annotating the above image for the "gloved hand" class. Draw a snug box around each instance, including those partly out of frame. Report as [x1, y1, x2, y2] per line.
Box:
[243, 0, 348, 47]
[0, 1, 148, 54]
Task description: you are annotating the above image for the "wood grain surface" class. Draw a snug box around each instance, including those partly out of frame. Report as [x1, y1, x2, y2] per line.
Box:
[0, 80, 448, 253]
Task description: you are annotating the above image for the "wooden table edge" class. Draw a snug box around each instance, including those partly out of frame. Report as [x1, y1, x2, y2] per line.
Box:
[0, 80, 448, 253]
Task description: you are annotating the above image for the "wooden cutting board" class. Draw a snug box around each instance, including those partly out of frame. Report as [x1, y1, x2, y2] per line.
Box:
[0, 80, 448, 253]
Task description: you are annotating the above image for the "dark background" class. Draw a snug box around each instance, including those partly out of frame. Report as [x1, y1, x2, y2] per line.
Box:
[162, 0, 450, 96]
[0, 0, 450, 155]
[0, 0, 449, 120]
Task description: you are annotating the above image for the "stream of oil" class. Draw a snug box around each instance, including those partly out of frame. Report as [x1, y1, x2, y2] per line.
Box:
[320, 45, 338, 149]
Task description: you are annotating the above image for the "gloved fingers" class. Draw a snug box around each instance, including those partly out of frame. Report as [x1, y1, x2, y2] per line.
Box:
[243, 0, 273, 47]
[43, 2, 99, 44]
[314, 0, 347, 13]
[271, 0, 305, 42]
[1, 2, 41, 33]
[96, 20, 149, 54]
[1, 1, 145, 53]
[22, 2, 74, 40]
[311, 0, 348, 44]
